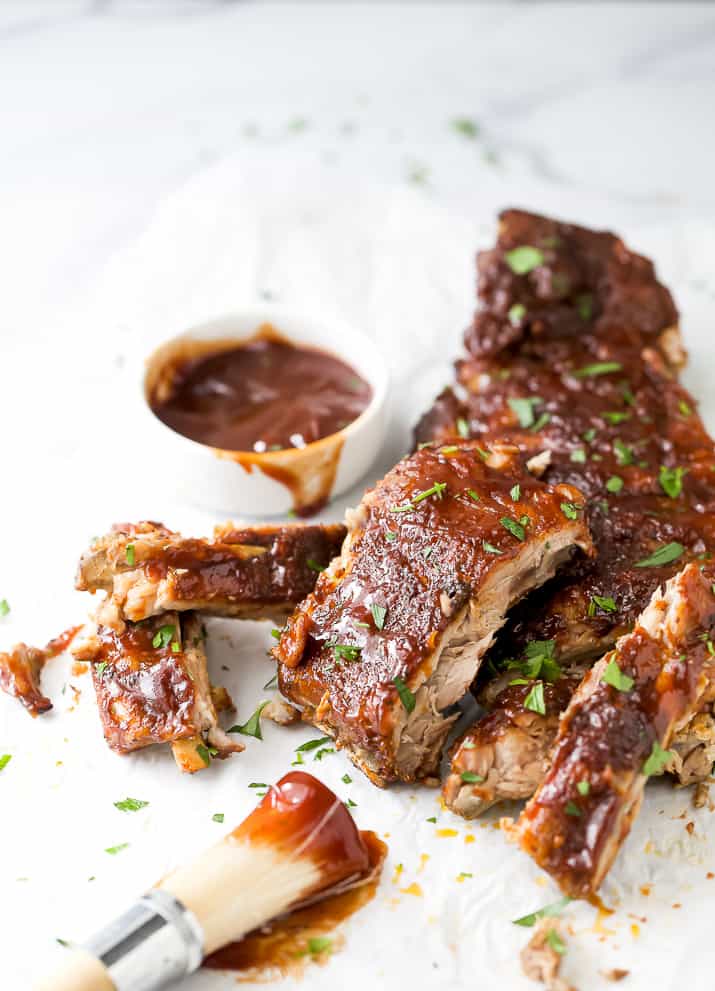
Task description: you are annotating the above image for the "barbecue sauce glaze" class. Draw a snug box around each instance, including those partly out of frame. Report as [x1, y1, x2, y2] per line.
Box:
[204, 771, 386, 977]
[149, 328, 371, 453]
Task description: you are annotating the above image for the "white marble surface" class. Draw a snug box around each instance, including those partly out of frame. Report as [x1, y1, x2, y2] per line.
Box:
[3, 2, 715, 988]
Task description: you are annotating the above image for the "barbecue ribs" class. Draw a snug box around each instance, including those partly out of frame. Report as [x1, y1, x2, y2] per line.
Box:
[275, 442, 592, 786]
[516, 562, 715, 897]
[414, 210, 715, 817]
[73, 612, 242, 772]
[76, 520, 346, 630]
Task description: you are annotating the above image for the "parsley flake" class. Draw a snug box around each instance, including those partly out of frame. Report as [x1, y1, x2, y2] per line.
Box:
[602, 657, 634, 692]
[505, 245, 544, 275]
[659, 465, 685, 499]
[613, 439, 633, 466]
[0, 599, 8, 618]
[229, 701, 270, 739]
[460, 771, 484, 783]
[634, 542, 684, 568]
[342, 773, 352, 784]
[565, 800, 582, 817]
[451, 117, 479, 139]
[125, 544, 135, 566]
[560, 502, 581, 520]
[524, 681, 546, 715]
[508, 396, 542, 429]
[508, 302, 526, 326]
[295, 736, 332, 753]
[483, 541, 503, 555]
[0, 754, 12, 772]
[606, 475, 624, 494]
[212, 813, 224, 823]
[152, 625, 175, 649]
[546, 928, 567, 955]
[513, 896, 571, 927]
[394, 676, 416, 713]
[456, 417, 470, 439]
[577, 780, 590, 796]
[105, 843, 130, 856]
[510, 484, 521, 501]
[306, 558, 326, 573]
[642, 739, 673, 777]
[500, 517, 525, 541]
[573, 362, 623, 378]
[328, 642, 362, 662]
[589, 594, 617, 615]
[114, 797, 149, 813]
[370, 603, 387, 630]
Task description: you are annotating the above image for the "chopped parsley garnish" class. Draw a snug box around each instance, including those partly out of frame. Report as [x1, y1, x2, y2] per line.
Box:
[602, 657, 634, 692]
[603, 411, 629, 426]
[0, 754, 11, 772]
[457, 872, 473, 881]
[456, 417, 470, 439]
[530, 412, 551, 432]
[508, 396, 542, 429]
[512, 895, 571, 927]
[510, 484, 521, 501]
[345, 798, 357, 808]
[506, 640, 561, 682]
[263, 673, 278, 690]
[152, 625, 175, 649]
[413, 481, 447, 503]
[306, 558, 326, 573]
[314, 747, 335, 761]
[560, 502, 581, 520]
[171, 641, 181, 654]
[394, 675, 416, 713]
[565, 800, 582, 817]
[467, 488, 480, 502]
[295, 736, 332, 753]
[423, 546, 434, 560]
[606, 475, 624, 494]
[508, 302, 526, 326]
[125, 544, 136, 566]
[95, 661, 107, 676]
[0, 599, 8, 618]
[576, 293, 593, 321]
[212, 813, 224, 823]
[385, 530, 397, 542]
[329, 642, 362, 662]
[642, 739, 673, 777]
[304, 936, 332, 957]
[500, 516, 525, 541]
[679, 399, 692, 417]
[342, 773, 352, 784]
[114, 797, 149, 813]
[582, 427, 597, 443]
[577, 780, 590, 796]
[105, 843, 129, 856]
[589, 594, 617, 615]
[460, 771, 484, 783]
[483, 541, 503, 555]
[573, 361, 623, 378]
[229, 701, 269, 739]
[659, 465, 685, 499]
[634, 542, 684, 568]
[441, 445, 459, 455]
[524, 681, 546, 715]
[505, 245, 544, 275]
[196, 743, 214, 766]
[570, 448, 586, 464]
[451, 117, 479, 139]
[426, 816, 437, 823]
[546, 928, 567, 955]
[370, 603, 387, 630]
[270, 628, 282, 642]
[613, 439, 633, 466]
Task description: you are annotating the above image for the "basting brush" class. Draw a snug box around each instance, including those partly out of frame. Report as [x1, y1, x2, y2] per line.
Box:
[36, 771, 375, 991]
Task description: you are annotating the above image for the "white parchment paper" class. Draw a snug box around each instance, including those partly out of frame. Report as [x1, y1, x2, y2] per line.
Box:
[3, 156, 715, 990]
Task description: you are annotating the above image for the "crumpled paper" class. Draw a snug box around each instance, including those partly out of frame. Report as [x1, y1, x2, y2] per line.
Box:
[4, 155, 715, 990]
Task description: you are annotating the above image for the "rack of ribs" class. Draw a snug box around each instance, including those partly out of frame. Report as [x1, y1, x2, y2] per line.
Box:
[73, 612, 243, 773]
[516, 562, 715, 897]
[274, 441, 593, 786]
[413, 209, 715, 817]
[76, 520, 346, 630]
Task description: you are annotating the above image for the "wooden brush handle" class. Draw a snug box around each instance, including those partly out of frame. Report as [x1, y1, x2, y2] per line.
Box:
[35, 948, 114, 991]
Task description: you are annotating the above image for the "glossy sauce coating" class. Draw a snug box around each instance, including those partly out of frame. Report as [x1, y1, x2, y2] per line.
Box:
[415, 209, 715, 661]
[204, 830, 385, 977]
[88, 615, 198, 752]
[518, 563, 715, 896]
[233, 771, 370, 894]
[149, 332, 372, 452]
[277, 443, 591, 782]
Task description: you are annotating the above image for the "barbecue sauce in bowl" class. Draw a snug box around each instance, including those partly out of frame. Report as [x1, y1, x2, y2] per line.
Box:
[148, 328, 372, 454]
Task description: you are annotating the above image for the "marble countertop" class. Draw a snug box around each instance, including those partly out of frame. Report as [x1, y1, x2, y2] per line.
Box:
[3, 3, 715, 989]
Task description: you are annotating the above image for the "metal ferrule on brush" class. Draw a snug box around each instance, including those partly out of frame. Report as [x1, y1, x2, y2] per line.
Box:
[82, 889, 204, 991]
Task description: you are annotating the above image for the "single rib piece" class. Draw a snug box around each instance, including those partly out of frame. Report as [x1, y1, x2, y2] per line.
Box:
[443, 668, 584, 818]
[463, 207, 682, 366]
[516, 562, 715, 897]
[0, 627, 82, 716]
[76, 520, 346, 630]
[73, 612, 242, 772]
[275, 442, 593, 786]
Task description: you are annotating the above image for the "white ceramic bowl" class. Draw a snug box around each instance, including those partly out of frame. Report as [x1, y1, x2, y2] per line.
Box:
[141, 305, 389, 517]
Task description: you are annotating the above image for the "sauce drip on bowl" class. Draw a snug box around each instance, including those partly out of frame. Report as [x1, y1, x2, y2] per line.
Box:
[149, 328, 372, 453]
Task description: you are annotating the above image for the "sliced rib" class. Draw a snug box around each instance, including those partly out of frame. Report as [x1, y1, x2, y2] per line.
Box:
[0, 627, 82, 717]
[76, 520, 346, 630]
[515, 562, 715, 898]
[73, 612, 242, 772]
[275, 442, 593, 786]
